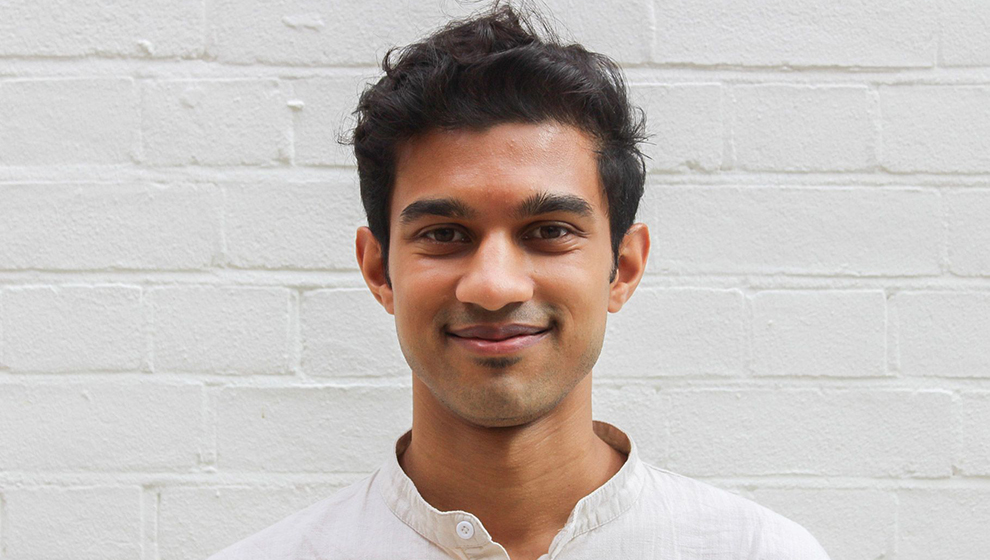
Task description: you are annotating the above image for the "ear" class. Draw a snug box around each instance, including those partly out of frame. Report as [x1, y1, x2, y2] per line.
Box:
[356, 226, 395, 314]
[608, 223, 650, 313]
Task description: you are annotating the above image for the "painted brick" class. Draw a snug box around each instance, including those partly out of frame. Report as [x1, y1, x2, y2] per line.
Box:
[899, 489, 990, 559]
[3, 487, 141, 560]
[891, 292, 990, 377]
[0, 79, 137, 165]
[631, 84, 723, 172]
[210, 0, 651, 66]
[666, 390, 953, 477]
[160, 484, 349, 560]
[291, 76, 367, 166]
[0, 291, 5, 369]
[597, 288, 745, 377]
[0, 0, 203, 58]
[208, 0, 476, 66]
[592, 383, 667, 465]
[940, 0, 990, 67]
[300, 289, 407, 377]
[731, 85, 875, 172]
[752, 290, 886, 377]
[0, 382, 204, 471]
[0, 183, 221, 271]
[543, 0, 653, 64]
[215, 385, 411, 473]
[958, 393, 990, 476]
[150, 286, 291, 374]
[946, 189, 990, 276]
[881, 86, 990, 172]
[2, 286, 144, 372]
[654, 0, 936, 67]
[747, 488, 895, 560]
[224, 182, 365, 270]
[142, 79, 291, 166]
[647, 186, 941, 276]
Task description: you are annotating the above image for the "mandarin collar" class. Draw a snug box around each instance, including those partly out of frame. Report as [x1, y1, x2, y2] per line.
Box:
[376, 420, 648, 558]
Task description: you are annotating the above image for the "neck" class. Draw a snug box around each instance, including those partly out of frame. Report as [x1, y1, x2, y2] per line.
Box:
[398, 373, 627, 558]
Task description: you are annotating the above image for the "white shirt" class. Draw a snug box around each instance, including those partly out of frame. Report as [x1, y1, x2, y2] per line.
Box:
[208, 421, 831, 559]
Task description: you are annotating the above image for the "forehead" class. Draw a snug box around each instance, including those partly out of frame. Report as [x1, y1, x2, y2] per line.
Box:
[391, 122, 605, 219]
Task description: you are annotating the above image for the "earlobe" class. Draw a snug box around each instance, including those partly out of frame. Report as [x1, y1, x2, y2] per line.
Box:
[355, 227, 395, 314]
[608, 223, 650, 313]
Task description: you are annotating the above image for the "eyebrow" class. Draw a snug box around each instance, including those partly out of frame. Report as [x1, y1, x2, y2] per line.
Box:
[398, 191, 594, 225]
[514, 191, 594, 220]
[398, 197, 477, 225]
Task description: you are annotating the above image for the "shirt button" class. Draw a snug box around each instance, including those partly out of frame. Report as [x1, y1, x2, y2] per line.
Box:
[456, 520, 475, 540]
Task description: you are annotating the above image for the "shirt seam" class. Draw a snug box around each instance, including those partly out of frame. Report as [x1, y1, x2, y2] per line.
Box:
[563, 467, 648, 544]
[378, 478, 456, 552]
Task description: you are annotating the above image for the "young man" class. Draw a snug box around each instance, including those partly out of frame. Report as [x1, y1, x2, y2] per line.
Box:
[209, 5, 830, 559]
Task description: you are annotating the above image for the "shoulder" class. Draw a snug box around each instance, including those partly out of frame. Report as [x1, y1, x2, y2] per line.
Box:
[640, 464, 831, 559]
[206, 472, 380, 560]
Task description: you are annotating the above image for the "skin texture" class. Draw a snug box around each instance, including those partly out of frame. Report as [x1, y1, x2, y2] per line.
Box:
[356, 121, 650, 559]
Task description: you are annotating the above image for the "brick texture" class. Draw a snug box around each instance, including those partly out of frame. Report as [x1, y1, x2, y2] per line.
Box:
[0, 79, 138, 165]
[0, 183, 221, 271]
[0, 382, 204, 471]
[891, 292, 990, 377]
[597, 288, 746, 377]
[730, 85, 876, 172]
[898, 489, 990, 559]
[666, 389, 953, 477]
[150, 286, 291, 374]
[141, 79, 291, 166]
[2, 486, 142, 560]
[300, 289, 407, 377]
[631, 84, 724, 172]
[881, 86, 990, 172]
[2, 285, 145, 372]
[215, 385, 411, 472]
[647, 186, 941, 276]
[654, 0, 936, 67]
[0, 0, 204, 58]
[946, 189, 990, 276]
[224, 182, 365, 270]
[751, 290, 886, 377]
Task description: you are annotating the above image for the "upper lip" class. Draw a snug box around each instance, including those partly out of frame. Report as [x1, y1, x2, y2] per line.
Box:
[447, 323, 549, 341]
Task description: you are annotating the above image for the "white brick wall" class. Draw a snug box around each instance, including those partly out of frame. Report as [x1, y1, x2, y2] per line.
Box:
[1, 1, 988, 558]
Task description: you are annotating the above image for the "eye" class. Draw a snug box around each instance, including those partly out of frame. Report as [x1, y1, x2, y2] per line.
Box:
[422, 227, 469, 243]
[528, 224, 572, 241]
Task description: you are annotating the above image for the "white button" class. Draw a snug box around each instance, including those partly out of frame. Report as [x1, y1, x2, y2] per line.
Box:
[456, 520, 475, 539]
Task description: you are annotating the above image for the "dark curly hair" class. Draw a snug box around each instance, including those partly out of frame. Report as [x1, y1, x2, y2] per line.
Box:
[350, 2, 647, 285]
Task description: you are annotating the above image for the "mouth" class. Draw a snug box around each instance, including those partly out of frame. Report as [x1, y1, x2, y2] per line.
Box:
[446, 325, 552, 355]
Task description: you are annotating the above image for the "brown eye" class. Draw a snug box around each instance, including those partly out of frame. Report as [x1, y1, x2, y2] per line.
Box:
[534, 225, 569, 240]
[424, 228, 466, 243]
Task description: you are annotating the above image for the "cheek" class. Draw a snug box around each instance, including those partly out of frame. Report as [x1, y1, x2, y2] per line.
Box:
[391, 261, 458, 338]
[537, 262, 611, 334]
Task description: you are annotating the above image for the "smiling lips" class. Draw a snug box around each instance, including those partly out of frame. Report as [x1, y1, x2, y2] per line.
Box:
[447, 323, 551, 355]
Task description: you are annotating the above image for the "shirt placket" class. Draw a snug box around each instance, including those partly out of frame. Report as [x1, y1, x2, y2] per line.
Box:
[439, 515, 510, 560]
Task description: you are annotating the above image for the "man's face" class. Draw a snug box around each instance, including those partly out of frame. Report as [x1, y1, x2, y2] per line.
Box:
[383, 121, 616, 428]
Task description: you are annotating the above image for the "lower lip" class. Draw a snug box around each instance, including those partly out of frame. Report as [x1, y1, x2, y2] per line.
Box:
[448, 329, 550, 355]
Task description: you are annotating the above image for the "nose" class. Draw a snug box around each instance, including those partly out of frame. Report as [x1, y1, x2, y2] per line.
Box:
[455, 231, 534, 311]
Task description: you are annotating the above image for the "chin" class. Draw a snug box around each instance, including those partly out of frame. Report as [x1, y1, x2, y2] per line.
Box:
[458, 410, 544, 429]
[446, 388, 561, 429]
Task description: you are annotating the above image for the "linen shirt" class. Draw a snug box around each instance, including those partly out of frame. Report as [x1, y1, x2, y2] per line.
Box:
[208, 421, 831, 559]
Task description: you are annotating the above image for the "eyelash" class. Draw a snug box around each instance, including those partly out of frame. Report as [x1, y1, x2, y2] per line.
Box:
[420, 224, 575, 244]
